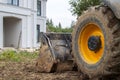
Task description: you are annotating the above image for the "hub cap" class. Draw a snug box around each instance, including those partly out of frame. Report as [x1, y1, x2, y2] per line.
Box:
[78, 23, 104, 64]
[88, 36, 101, 52]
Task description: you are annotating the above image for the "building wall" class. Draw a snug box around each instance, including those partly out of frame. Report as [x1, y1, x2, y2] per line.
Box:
[0, 16, 3, 49]
[0, 0, 37, 10]
[37, 0, 47, 33]
[0, 0, 47, 49]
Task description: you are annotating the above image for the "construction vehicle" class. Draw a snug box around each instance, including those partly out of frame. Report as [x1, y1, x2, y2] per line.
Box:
[36, 0, 120, 79]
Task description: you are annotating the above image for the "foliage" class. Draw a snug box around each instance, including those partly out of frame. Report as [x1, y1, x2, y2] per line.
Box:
[58, 22, 62, 29]
[46, 19, 54, 27]
[47, 26, 73, 33]
[69, 0, 101, 17]
[46, 19, 73, 33]
[0, 50, 38, 62]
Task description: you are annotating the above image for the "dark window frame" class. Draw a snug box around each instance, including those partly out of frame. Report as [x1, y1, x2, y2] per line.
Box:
[7, 0, 19, 6]
[37, 25, 40, 43]
[37, 0, 41, 16]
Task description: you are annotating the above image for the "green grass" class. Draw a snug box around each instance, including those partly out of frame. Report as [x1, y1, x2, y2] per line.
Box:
[0, 50, 39, 62]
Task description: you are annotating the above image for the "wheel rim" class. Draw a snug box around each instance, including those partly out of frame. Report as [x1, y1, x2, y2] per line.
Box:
[78, 23, 105, 64]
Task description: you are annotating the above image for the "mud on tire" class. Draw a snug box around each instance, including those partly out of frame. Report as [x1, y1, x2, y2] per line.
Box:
[72, 6, 120, 79]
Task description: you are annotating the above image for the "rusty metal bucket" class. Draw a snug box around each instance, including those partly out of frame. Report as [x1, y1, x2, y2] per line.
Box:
[36, 33, 75, 72]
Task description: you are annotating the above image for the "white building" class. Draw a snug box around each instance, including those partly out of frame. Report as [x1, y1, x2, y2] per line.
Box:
[0, 0, 47, 49]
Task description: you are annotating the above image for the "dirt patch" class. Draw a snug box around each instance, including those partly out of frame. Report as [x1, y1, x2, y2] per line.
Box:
[0, 60, 82, 80]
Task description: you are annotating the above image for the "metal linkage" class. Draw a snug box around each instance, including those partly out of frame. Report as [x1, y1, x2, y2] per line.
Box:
[42, 33, 57, 61]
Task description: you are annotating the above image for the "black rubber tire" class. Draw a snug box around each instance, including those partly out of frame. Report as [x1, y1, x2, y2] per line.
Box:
[72, 6, 120, 79]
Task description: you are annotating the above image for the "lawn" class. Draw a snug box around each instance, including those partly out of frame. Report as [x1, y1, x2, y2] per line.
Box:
[0, 50, 38, 62]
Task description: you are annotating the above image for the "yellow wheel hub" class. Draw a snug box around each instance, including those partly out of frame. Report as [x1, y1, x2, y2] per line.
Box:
[78, 23, 104, 64]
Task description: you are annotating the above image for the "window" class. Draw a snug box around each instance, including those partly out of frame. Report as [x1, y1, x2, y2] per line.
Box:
[37, 0, 41, 16]
[7, 0, 19, 6]
[37, 25, 40, 43]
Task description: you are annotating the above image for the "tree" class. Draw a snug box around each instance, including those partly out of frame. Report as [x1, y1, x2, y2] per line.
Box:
[46, 18, 73, 33]
[69, 0, 101, 17]
[46, 19, 54, 32]
[58, 22, 62, 29]
[70, 21, 75, 28]
[46, 19, 54, 27]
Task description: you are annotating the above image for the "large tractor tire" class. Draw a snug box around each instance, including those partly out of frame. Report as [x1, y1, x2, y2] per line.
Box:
[72, 6, 120, 79]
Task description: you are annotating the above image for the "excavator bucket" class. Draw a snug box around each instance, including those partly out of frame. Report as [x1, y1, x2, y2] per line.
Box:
[36, 33, 75, 72]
